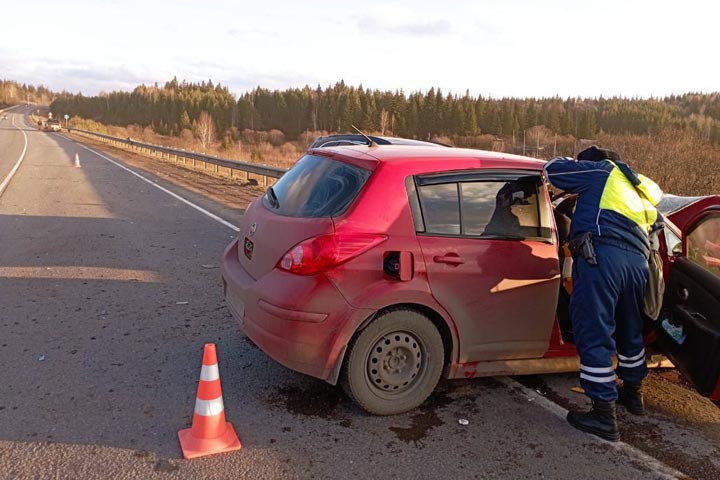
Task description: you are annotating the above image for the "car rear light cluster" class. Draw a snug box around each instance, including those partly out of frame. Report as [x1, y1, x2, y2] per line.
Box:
[278, 233, 388, 275]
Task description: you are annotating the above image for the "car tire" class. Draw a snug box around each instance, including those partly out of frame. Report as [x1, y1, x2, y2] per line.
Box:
[341, 308, 444, 415]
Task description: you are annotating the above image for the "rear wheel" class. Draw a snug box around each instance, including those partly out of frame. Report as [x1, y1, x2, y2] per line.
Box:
[341, 308, 444, 415]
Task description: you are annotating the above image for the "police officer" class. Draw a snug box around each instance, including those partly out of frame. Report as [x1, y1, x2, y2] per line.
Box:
[544, 146, 663, 442]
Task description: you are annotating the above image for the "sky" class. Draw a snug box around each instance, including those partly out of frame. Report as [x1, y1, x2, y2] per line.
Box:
[2, 0, 718, 98]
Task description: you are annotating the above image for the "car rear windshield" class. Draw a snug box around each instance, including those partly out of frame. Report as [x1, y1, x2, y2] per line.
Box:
[262, 154, 371, 218]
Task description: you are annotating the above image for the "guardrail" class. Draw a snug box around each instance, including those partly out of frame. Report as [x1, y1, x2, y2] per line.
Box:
[68, 128, 288, 186]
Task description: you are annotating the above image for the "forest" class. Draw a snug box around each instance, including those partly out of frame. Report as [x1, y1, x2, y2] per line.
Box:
[0, 80, 54, 109]
[0, 76, 709, 196]
[49, 78, 720, 144]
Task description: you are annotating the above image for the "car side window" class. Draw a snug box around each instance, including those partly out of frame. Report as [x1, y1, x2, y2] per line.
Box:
[461, 181, 546, 238]
[414, 174, 552, 240]
[664, 225, 682, 256]
[417, 183, 461, 235]
[686, 214, 720, 275]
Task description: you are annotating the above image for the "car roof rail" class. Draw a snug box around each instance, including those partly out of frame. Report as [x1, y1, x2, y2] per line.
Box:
[310, 134, 451, 149]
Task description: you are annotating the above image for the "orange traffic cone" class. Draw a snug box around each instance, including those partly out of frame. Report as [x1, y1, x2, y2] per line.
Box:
[74, 154, 81, 168]
[178, 344, 241, 459]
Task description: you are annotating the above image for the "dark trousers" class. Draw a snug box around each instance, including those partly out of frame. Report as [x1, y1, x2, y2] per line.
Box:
[570, 241, 649, 401]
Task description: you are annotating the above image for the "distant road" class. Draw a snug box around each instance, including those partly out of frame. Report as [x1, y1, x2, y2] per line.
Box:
[0, 107, 717, 479]
[0, 105, 29, 194]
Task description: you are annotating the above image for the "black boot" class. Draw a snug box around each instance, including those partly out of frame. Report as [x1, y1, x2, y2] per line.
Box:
[618, 383, 645, 416]
[567, 399, 620, 442]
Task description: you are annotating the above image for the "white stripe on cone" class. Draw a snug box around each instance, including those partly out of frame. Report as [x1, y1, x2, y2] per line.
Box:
[194, 396, 224, 416]
[200, 364, 219, 381]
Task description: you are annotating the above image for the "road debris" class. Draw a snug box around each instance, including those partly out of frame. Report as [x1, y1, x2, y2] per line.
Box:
[38, 355, 45, 361]
[458, 418, 469, 426]
[571, 386, 585, 394]
[201, 264, 217, 269]
[176, 301, 189, 305]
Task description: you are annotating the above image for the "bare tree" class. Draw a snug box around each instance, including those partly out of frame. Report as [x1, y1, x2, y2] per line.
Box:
[379, 109, 390, 135]
[196, 111, 216, 152]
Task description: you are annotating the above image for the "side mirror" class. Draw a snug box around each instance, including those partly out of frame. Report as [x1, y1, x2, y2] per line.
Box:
[671, 243, 682, 256]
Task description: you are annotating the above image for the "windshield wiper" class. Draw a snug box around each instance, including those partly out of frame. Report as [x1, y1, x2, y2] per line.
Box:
[267, 186, 280, 209]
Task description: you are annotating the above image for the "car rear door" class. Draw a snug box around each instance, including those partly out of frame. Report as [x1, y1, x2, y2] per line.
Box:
[411, 170, 561, 362]
[657, 206, 720, 401]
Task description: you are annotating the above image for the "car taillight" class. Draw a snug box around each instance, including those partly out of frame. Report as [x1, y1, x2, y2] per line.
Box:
[278, 233, 388, 275]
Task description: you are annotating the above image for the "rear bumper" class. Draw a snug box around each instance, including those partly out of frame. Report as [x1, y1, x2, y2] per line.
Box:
[221, 238, 372, 380]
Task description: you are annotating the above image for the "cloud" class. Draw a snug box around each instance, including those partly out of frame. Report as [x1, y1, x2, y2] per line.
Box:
[357, 17, 452, 37]
[181, 61, 321, 94]
[226, 26, 274, 38]
[396, 19, 451, 36]
[0, 52, 151, 94]
[55, 66, 145, 85]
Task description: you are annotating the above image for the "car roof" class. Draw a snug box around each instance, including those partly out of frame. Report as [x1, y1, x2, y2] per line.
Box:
[309, 145, 546, 171]
[658, 194, 710, 215]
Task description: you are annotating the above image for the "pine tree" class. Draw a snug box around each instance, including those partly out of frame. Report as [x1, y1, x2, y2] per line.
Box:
[180, 111, 191, 129]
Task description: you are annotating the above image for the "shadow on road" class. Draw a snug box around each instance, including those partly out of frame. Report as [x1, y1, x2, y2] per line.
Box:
[0, 131, 254, 458]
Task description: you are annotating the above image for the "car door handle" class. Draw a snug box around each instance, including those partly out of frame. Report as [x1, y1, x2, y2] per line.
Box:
[680, 288, 689, 302]
[434, 255, 465, 265]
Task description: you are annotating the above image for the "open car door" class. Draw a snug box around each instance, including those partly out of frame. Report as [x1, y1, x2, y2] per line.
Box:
[657, 206, 720, 401]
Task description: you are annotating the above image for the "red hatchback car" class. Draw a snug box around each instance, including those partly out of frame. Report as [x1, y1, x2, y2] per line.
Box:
[222, 142, 720, 415]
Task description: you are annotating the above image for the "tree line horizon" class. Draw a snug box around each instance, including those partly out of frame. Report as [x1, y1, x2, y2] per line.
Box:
[8, 77, 716, 144]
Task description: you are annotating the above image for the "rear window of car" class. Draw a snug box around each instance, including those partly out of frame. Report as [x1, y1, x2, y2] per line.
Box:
[262, 154, 371, 218]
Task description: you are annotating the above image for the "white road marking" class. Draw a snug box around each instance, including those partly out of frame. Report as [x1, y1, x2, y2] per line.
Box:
[498, 377, 687, 480]
[58, 135, 240, 232]
[0, 111, 29, 198]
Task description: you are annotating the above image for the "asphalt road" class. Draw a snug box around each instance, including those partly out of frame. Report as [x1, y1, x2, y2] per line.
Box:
[0, 106, 26, 191]
[0, 106, 718, 479]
